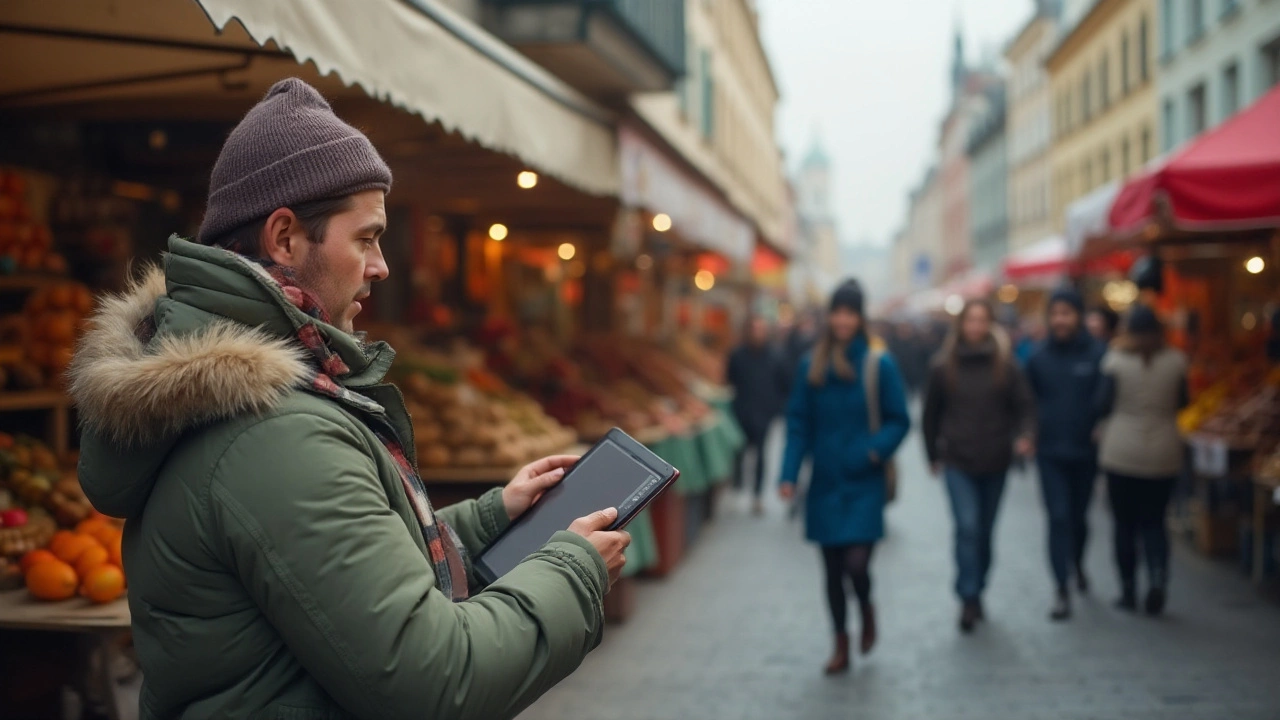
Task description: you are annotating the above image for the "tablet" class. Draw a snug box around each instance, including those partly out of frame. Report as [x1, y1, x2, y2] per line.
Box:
[475, 428, 679, 584]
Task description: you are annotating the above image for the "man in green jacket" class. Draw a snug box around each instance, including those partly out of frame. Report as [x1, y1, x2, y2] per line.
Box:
[68, 77, 629, 719]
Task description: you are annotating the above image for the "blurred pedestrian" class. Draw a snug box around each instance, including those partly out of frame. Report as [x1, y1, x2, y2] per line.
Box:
[727, 316, 788, 515]
[891, 323, 931, 397]
[783, 308, 820, 379]
[779, 279, 911, 674]
[1096, 305, 1188, 616]
[1086, 306, 1121, 345]
[1014, 317, 1045, 366]
[922, 300, 1035, 633]
[1026, 287, 1107, 621]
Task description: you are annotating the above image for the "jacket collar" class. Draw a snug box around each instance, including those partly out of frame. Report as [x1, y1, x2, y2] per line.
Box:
[69, 237, 394, 448]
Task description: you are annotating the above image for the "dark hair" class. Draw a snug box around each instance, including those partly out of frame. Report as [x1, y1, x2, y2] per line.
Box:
[809, 281, 867, 386]
[938, 299, 1010, 390]
[1118, 304, 1164, 363]
[1089, 306, 1121, 335]
[204, 195, 355, 256]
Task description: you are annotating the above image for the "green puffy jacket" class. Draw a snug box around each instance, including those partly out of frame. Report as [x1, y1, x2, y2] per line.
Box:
[69, 238, 609, 719]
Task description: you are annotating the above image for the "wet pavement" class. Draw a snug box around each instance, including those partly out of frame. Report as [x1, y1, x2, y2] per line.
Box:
[520, 423, 1280, 720]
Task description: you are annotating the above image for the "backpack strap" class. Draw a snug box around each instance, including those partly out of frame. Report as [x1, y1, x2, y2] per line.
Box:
[864, 348, 882, 433]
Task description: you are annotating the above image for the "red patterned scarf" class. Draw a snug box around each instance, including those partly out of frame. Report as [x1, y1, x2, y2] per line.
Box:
[255, 260, 470, 601]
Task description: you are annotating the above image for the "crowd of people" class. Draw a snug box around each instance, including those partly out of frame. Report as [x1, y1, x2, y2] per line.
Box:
[726, 280, 1190, 674]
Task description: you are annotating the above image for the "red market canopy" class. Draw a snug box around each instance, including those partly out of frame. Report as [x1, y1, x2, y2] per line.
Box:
[1003, 235, 1137, 286]
[1109, 85, 1280, 234]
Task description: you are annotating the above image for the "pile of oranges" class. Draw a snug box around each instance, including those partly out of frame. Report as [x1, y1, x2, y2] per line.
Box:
[20, 512, 125, 604]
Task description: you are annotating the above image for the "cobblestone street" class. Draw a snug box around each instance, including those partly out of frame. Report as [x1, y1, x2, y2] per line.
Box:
[521, 424, 1280, 720]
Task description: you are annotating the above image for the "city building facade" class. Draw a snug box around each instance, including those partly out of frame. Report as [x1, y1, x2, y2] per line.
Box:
[1156, 0, 1280, 153]
[631, 0, 788, 253]
[1006, 1, 1062, 253]
[1047, 0, 1159, 231]
[967, 85, 1009, 273]
[791, 139, 843, 301]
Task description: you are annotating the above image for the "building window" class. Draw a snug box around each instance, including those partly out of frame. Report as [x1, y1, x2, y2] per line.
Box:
[1189, 0, 1206, 43]
[1083, 158, 1093, 190]
[1160, 0, 1175, 61]
[1082, 74, 1092, 122]
[1162, 99, 1176, 151]
[1100, 53, 1111, 109]
[1140, 15, 1152, 81]
[1121, 136, 1132, 176]
[1141, 126, 1152, 163]
[1221, 0, 1240, 20]
[1065, 92, 1074, 133]
[1122, 31, 1132, 95]
[1223, 62, 1240, 117]
[1188, 83, 1207, 137]
[1265, 35, 1280, 90]
[1101, 148, 1111, 182]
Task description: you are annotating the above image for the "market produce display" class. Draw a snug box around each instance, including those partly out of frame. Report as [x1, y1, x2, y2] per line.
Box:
[0, 434, 121, 602]
[396, 350, 576, 470]
[480, 323, 720, 442]
[1179, 366, 1280, 448]
[0, 169, 69, 276]
[0, 281, 94, 390]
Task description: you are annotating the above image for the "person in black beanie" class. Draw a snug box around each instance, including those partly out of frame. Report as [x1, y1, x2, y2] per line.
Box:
[1026, 286, 1107, 620]
[779, 279, 911, 674]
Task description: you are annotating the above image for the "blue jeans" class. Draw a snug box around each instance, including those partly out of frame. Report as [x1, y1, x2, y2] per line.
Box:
[944, 468, 1008, 601]
[1038, 458, 1097, 591]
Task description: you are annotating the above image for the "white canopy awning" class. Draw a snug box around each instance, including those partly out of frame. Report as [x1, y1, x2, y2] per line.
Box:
[1064, 181, 1119, 257]
[194, 0, 619, 196]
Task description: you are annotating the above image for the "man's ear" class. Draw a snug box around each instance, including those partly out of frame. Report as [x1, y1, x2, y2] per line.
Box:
[260, 208, 305, 267]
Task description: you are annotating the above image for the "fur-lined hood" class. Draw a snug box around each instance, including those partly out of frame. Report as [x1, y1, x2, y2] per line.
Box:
[70, 237, 395, 519]
[68, 265, 310, 448]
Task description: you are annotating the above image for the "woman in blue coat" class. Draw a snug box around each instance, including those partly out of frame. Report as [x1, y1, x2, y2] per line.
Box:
[780, 280, 911, 675]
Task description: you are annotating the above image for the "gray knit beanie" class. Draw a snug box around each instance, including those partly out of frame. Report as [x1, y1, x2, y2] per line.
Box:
[197, 78, 392, 244]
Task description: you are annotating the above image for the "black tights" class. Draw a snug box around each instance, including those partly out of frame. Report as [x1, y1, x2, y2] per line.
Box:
[821, 544, 875, 634]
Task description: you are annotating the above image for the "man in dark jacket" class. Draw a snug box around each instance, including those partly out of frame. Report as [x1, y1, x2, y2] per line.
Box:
[1026, 287, 1107, 621]
[727, 316, 789, 514]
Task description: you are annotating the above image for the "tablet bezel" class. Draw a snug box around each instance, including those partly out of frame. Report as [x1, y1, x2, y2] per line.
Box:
[473, 427, 679, 585]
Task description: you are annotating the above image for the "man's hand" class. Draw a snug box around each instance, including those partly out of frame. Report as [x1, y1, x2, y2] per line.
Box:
[503, 455, 579, 520]
[1014, 436, 1034, 458]
[568, 508, 630, 589]
[778, 483, 796, 501]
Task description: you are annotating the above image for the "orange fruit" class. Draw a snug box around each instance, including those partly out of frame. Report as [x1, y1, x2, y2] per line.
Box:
[77, 519, 119, 549]
[75, 517, 111, 538]
[51, 533, 102, 565]
[80, 564, 125, 604]
[26, 558, 78, 601]
[19, 548, 58, 574]
[47, 285, 73, 310]
[74, 545, 109, 578]
[72, 285, 94, 315]
[48, 530, 77, 556]
[106, 532, 123, 569]
[43, 311, 77, 345]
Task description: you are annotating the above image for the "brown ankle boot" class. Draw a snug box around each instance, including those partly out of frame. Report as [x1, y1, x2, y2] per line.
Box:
[859, 604, 877, 655]
[824, 632, 851, 675]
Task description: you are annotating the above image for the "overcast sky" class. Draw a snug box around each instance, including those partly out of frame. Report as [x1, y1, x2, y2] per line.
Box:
[758, 0, 1033, 247]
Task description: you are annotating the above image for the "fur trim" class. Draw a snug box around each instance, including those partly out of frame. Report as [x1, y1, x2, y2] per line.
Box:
[68, 265, 310, 446]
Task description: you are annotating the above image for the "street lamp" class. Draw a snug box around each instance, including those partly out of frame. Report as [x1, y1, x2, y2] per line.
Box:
[652, 213, 672, 232]
[517, 171, 538, 189]
[558, 242, 576, 261]
[1246, 256, 1266, 274]
[488, 223, 508, 241]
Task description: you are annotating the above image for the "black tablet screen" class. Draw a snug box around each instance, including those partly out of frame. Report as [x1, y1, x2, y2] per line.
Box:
[479, 437, 662, 579]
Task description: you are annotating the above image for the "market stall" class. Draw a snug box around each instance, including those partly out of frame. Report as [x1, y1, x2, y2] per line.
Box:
[1096, 86, 1280, 576]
